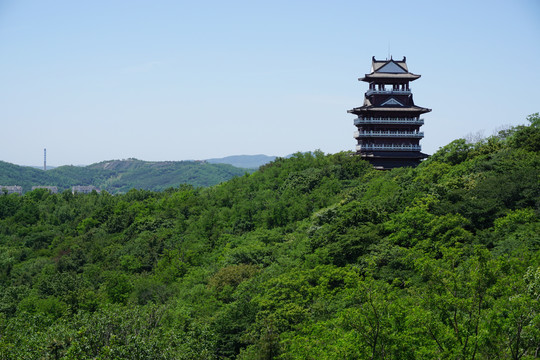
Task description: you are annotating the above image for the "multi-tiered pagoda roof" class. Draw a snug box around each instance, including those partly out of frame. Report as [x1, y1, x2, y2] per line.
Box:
[349, 56, 431, 169]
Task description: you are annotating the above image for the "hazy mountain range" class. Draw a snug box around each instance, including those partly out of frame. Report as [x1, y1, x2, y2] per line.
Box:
[1, 155, 278, 194]
[204, 154, 277, 169]
[27, 154, 278, 171]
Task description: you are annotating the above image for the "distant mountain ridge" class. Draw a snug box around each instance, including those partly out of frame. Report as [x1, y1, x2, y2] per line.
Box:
[204, 154, 277, 169]
[23, 154, 278, 172]
[0, 158, 248, 194]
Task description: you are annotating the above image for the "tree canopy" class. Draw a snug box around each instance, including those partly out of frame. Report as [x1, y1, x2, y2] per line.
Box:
[0, 115, 539, 359]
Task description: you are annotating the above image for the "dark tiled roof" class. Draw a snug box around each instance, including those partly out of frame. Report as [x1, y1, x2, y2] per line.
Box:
[348, 105, 431, 114]
[360, 73, 420, 81]
[371, 56, 409, 72]
[361, 56, 420, 82]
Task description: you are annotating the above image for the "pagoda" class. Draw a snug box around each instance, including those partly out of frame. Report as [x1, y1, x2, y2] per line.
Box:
[348, 56, 431, 169]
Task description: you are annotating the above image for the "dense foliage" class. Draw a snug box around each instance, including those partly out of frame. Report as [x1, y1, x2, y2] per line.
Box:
[0, 114, 539, 359]
[0, 158, 248, 193]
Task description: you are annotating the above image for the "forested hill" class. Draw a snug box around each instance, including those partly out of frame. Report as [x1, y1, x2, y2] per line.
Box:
[0, 158, 248, 193]
[0, 114, 539, 359]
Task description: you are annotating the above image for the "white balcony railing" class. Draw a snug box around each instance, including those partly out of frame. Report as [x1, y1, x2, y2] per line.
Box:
[366, 88, 411, 96]
[356, 144, 422, 151]
[354, 117, 424, 125]
[354, 130, 424, 138]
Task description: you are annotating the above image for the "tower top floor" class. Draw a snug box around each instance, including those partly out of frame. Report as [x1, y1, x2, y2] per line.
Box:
[360, 56, 421, 84]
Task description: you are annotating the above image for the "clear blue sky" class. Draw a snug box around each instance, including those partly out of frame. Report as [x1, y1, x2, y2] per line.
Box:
[1, 0, 539, 166]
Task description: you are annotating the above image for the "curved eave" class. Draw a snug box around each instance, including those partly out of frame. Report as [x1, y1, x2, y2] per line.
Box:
[360, 73, 421, 82]
[348, 106, 432, 114]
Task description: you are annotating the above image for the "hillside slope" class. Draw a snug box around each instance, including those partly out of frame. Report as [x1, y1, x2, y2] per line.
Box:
[0, 114, 539, 359]
[0, 158, 248, 193]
